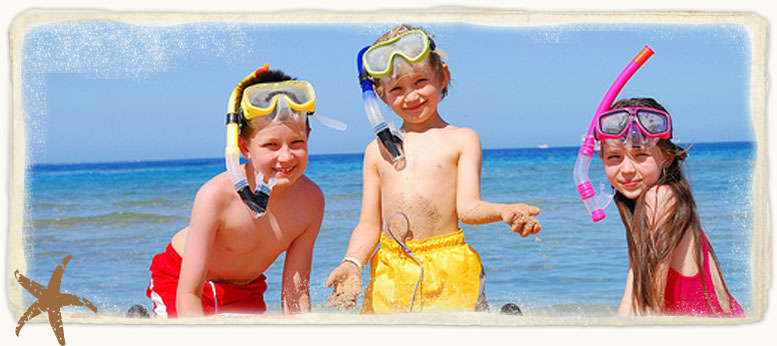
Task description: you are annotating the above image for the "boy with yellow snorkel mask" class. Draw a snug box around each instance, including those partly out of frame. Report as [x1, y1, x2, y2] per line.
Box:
[145, 65, 343, 317]
[326, 25, 542, 313]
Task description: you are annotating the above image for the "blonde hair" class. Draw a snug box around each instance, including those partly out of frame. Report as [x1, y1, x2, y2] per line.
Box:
[370, 24, 449, 99]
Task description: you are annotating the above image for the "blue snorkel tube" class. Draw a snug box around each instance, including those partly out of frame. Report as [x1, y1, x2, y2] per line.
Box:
[357, 46, 405, 163]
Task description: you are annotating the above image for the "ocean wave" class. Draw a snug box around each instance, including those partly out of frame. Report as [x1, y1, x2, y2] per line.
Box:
[33, 202, 83, 212]
[29, 212, 186, 228]
[114, 198, 178, 207]
[325, 192, 363, 202]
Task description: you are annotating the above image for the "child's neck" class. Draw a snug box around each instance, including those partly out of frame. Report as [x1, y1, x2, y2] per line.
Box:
[401, 111, 448, 133]
[243, 162, 288, 195]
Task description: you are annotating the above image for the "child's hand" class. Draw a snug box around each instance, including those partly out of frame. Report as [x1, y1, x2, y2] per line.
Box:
[325, 262, 362, 310]
[501, 204, 541, 237]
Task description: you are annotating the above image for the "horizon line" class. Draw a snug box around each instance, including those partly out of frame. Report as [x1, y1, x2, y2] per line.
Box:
[30, 140, 756, 167]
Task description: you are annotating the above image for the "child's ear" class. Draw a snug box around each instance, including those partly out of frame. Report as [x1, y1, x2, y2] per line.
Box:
[238, 136, 250, 160]
[375, 82, 388, 104]
[440, 63, 450, 89]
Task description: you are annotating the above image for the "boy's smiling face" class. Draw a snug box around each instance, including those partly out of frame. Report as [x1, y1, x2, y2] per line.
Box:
[240, 119, 309, 188]
[378, 61, 449, 126]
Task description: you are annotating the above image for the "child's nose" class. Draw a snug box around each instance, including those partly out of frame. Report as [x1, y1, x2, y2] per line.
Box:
[405, 89, 421, 102]
[620, 157, 637, 174]
[277, 145, 295, 161]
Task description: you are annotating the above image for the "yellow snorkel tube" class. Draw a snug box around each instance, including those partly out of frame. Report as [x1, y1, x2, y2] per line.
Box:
[225, 63, 276, 218]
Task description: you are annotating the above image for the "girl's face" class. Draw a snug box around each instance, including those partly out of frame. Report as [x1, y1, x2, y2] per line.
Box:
[600, 141, 670, 200]
[240, 120, 309, 188]
[378, 63, 449, 127]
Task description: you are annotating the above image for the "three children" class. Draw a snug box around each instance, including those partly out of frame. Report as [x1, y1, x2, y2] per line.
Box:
[144, 26, 743, 319]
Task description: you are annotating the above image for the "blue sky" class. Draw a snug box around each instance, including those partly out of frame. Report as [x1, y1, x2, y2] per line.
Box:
[23, 21, 752, 164]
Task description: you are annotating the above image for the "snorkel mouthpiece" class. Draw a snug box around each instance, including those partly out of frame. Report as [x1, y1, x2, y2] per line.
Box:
[357, 46, 405, 163]
[225, 64, 276, 218]
[235, 172, 277, 218]
[574, 46, 654, 222]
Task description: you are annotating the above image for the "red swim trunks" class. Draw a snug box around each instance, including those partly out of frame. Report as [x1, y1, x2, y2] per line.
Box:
[145, 243, 267, 318]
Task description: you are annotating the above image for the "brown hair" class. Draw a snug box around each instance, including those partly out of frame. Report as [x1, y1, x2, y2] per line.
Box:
[235, 69, 311, 139]
[370, 24, 450, 100]
[609, 97, 733, 315]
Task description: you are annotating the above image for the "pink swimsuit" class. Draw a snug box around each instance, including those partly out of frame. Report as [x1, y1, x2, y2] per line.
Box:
[663, 232, 744, 317]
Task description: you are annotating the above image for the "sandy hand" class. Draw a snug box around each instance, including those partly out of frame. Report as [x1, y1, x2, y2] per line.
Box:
[325, 262, 362, 311]
[502, 204, 541, 237]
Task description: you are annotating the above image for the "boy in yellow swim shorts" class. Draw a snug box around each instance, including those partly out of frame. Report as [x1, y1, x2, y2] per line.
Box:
[325, 25, 542, 313]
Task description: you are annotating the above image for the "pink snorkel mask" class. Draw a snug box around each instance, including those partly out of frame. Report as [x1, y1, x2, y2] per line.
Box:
[596, 106, 672, 149]
[574, 46, 654, 222]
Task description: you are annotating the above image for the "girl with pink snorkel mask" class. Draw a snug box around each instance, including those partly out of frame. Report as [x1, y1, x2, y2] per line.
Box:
[577, 47, 744, 317]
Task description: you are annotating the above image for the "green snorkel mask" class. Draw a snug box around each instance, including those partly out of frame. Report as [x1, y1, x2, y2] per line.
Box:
[363, 30, 434, 77]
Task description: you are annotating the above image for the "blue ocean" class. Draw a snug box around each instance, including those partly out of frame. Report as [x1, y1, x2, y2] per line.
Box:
[23, 142, 754, 317]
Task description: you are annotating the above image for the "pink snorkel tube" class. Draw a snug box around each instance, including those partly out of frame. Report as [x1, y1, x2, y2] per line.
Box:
[574, 46, 654, 222]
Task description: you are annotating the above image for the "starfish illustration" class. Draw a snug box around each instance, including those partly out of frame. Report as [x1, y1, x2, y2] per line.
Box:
[15, 255, 98, 346]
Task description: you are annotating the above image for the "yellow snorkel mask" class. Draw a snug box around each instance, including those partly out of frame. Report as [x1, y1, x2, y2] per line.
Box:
[225, 64, 345, 218]
[241, 80, 316, 119]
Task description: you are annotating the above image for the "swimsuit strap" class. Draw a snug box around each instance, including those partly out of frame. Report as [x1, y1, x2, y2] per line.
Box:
[207, 281, 218, 315]
[698, 231, 712, 278]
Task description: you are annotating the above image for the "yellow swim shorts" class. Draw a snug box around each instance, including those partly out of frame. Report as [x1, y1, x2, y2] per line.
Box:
[360, 229, 487, 314]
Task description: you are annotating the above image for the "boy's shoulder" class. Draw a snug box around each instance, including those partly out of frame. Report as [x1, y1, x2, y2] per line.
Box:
[362, 138, 382, 163]
[193, 171, 237, 208]
[290, 174, 325, 207]
[438, 125, 480, 148]
[445, 125, 479, 139]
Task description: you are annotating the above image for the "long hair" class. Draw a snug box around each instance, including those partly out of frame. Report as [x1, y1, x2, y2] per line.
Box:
[609, 98, 732, 314]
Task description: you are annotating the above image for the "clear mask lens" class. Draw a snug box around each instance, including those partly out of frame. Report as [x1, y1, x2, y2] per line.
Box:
[247, 98, 305, 129]
[608, 121, 659, 149]
[636, 110, 669, 135]
[599, 110, 631, 136]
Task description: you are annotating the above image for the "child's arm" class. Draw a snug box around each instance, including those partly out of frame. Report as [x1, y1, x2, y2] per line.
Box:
[176, 185, 222, 317]
[618, 185, 675, 317]
[280, 184, 324, 315]
[617, 263, 635, 316]
[454, 128, 541, 237]
[325, 142, 383, 310]
[645, 184, 677, 313]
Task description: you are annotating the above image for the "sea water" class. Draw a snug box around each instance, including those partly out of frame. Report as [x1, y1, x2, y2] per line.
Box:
[22, 142, 754, 317]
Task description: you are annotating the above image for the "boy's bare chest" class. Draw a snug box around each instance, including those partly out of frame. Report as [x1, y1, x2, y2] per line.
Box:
[212, 201, 308, 262]
[378, 142, 461, 238]
[198, 185, 317, 282]
[223, 211, 303, 250]
[381, 141, 459, 190]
